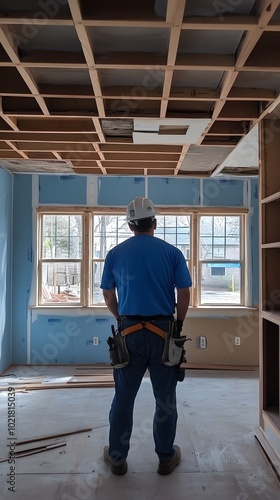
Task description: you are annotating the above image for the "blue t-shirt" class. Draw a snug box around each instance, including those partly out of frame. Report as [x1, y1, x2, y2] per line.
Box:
[100, 235, 192, 316]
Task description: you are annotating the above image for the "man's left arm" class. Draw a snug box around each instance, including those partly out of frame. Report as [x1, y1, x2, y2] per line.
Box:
[176, 287, 190, 333]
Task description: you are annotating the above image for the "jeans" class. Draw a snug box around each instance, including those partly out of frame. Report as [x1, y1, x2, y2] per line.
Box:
[108, 318, 178, 463]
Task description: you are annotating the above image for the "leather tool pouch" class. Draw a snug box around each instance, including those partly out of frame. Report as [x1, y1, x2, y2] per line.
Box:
[107, 326, 130, 369]
[162, 321, 187, 380]
[162, 321, 186, 366]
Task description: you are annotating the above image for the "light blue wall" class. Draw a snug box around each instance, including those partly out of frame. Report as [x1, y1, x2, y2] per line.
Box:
[12, 175, 33, 364]
[0, 167, 12, 373]
[39, 175, 87, 205]
[148, 177, 200, 205]
[11, 174, 259, 365]
[30, 313, 112, 364]
[98, 177, 145, 205]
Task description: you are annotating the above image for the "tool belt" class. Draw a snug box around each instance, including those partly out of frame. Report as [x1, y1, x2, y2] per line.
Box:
[107, 325, 130, 369]
[107, 316, 187, 372]
[122, 320, 166, 339]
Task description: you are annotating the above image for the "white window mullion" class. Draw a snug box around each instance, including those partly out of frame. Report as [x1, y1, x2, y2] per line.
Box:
[192, 212, 198, 307]
[83, 212, 90, 307]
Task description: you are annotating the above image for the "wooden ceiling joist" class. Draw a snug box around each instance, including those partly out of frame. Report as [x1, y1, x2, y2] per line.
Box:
[1, 0, 280, 177]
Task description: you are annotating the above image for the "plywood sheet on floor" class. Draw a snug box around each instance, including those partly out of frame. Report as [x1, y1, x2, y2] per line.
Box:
[0, 368, 279, 500]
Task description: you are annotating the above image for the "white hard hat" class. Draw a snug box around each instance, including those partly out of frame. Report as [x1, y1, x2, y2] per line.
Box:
[126, 197, 157, 224]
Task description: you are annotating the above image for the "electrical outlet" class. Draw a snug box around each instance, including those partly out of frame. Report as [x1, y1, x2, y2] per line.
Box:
[199, 336, 207, 349]
[93, 337, 99, 345]
[235, 336, 241, 346]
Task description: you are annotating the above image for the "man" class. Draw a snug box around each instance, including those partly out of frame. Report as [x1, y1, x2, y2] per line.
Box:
[100, 196, 192, 476]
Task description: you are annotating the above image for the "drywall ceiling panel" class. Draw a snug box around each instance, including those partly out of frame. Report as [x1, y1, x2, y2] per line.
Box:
[89, 27, 170, 54]
[180, 145, 235, 172]
[30, 68, 92, 87]
[98, 69, 165, 89]
[0, 0, 71, 16]
[0, 160, 72, 173]
[172, 70, 222, 89]
[218, 125, 259, 169]
[178, 30, 244, 55]
[183, 0, 256, 16]
[133, 118, 211, 144]
[234, 71, 280, 91]
[12, 25, 81, 53]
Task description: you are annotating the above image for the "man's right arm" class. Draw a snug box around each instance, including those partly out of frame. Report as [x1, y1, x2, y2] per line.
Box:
[102, 289, 119, 320]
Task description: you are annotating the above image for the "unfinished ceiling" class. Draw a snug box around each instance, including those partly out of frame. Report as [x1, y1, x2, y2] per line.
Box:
[0, 0, 280, 177]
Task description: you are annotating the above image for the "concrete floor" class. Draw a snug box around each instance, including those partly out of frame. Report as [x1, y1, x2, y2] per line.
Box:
[0, 367, 279, 499]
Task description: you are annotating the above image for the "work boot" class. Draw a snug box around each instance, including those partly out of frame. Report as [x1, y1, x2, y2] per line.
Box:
[157, 445, 181, 475]
[103, 446, 128, 475]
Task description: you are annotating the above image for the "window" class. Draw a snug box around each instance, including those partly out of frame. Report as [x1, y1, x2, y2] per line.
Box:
[38, 213, 83, 304]
[37, 209, 247, 307]
[92, 214, 191, 304]
[199, 215, 243, 305]
[211, 266, 225, 277]
[156, 215, 191, 261]
[92, 214, 130, 304]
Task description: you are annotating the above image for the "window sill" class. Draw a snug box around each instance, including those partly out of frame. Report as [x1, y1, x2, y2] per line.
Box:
[30, 305, 257, 318]
[187, 306, 257, 318]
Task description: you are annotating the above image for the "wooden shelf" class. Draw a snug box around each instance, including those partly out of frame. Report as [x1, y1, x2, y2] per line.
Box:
[263, 409, 280, 431]
[259, 120, 280, 470]
[255, 427, 280, 480]
[261, 191, 280, 204]
[262, 310, 280, 325]
[262, 242, 280, 248]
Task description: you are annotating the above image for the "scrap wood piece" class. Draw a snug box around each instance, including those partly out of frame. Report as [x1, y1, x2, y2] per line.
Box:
[27, 381, 115, 390]
[0, 381, 115, 391]
[0, 377, 46, 385]
[0, 442, 66, 462]
[68, 375, 114, 383]
[73, 373, 113, 377]
[75, 365, 112, 370]
[182, 363, 258, 371]
[41, 377, 72, 384]
[73, 371, 113, 376]
[15, 442, 67, 458]
[16, 427, 93, 446]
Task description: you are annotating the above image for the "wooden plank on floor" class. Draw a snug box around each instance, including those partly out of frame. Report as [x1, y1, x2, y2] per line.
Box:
[27, 382, 115, 390]
[73, 371, 113, 376]
[68, 375, 114, 383]
[0, 381, 115, 391]
[183, 363, 258, 370]
[16, 427, 93, 446]
[0, 442, 67, 462]
[75, 365, 112, 369]
[15, 442, 67, 459]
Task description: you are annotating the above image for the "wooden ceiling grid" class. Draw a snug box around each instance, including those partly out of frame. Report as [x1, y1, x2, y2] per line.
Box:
[0, 0, 280, 176]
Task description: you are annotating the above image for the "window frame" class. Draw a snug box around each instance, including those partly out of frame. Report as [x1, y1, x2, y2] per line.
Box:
[37, 208, 88, 306]
[91, 212, 192, 306]
[197, 213, 246, 306]
[36, 206, 249, 308]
